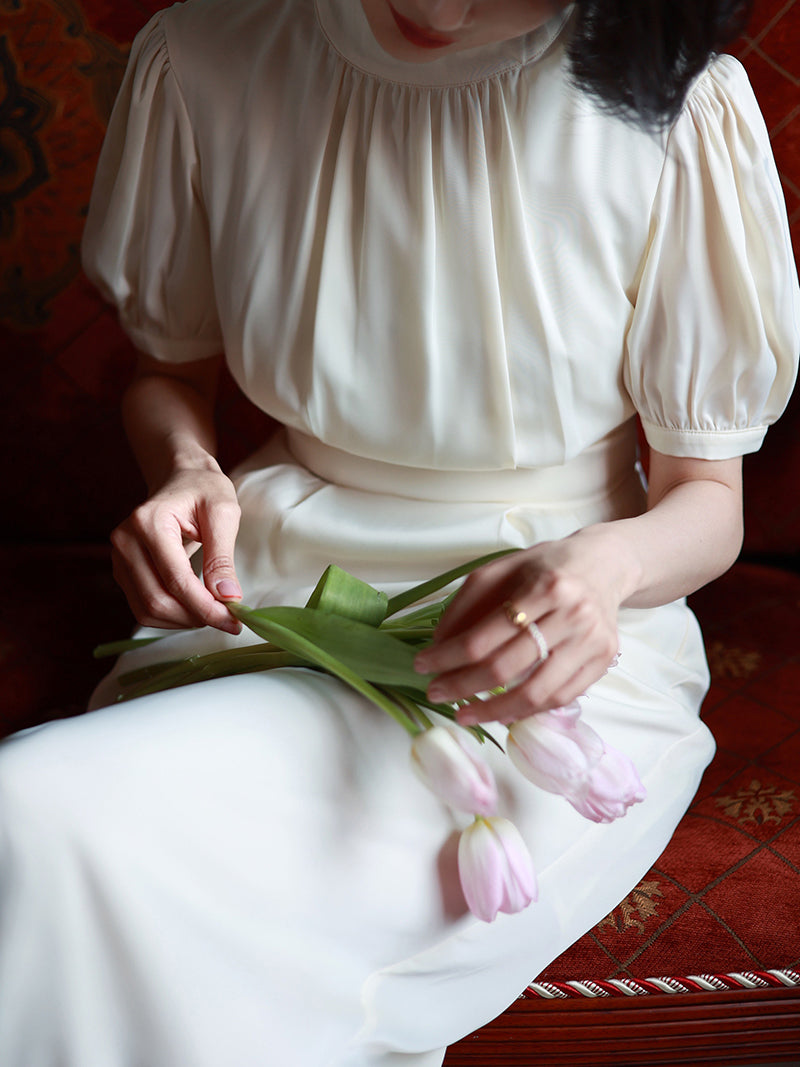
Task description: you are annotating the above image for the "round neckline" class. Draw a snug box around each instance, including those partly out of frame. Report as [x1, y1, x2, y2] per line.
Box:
[314, 0, 573, 88]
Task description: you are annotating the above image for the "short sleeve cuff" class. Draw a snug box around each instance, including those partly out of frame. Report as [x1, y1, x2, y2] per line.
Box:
[125, 323, 224, 363]
[641, 419, 768, 459]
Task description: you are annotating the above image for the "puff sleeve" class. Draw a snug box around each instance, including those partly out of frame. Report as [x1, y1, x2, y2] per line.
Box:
[81, 13, 223, 362]
[624, 55, 800, 459]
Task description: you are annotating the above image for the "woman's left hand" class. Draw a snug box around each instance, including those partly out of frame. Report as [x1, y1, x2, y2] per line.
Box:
[414, 531, 631, 724]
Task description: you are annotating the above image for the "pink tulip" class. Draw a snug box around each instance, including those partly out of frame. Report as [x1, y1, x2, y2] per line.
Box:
[410, 725, 498, 816]
[457, 816, 538, 922]
[507, 706, 646, 823]
[569, 741, 647, 823]
[507, 704, 604, 791]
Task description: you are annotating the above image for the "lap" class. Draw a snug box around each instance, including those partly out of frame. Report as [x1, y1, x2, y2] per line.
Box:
[0, 605, 714, 1062]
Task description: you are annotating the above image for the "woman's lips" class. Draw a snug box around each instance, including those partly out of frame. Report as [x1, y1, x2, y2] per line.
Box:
[388, 5, 457, 48]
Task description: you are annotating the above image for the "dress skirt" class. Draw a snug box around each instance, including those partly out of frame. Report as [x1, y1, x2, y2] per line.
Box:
[0, 421, 715, 1067]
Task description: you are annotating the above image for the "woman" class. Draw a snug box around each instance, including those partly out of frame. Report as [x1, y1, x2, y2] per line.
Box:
[0, 0, 797, 1063]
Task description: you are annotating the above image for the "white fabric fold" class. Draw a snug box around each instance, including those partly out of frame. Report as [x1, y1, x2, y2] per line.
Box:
[625, 55, 800, 458]
[81, 0, 799, 467]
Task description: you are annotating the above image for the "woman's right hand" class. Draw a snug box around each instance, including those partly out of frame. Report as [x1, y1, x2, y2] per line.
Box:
[111, 462, 243, 635]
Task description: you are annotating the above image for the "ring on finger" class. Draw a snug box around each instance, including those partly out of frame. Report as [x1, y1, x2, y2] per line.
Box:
[504, 600, 549, 665]
[524, 621, 549, 665]
[504, 600, 530, 629]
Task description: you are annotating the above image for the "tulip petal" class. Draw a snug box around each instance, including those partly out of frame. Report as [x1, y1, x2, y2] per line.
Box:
[569, 742, 647, 823]
[457, 819, 505, 922]
[507, 710, 603, 795]
[457, 817, 537, 923]
[411, 726, 498, 816]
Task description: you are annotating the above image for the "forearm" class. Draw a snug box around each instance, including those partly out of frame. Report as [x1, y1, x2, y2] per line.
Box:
[571, 454, 744, 610]
[122, 355, 222, 493]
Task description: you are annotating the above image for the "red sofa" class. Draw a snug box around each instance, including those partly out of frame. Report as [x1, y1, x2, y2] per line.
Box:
[1, 0, 798, 1061]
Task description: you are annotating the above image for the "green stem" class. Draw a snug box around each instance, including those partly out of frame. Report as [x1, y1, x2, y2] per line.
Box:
[415, 708, 434, 731]
[385, 548, 518, 618]
[117, 648, 305, 701]
[94, 636, 164, 659]
[118, 642, 288, 686]
[384, 690, 425, 735]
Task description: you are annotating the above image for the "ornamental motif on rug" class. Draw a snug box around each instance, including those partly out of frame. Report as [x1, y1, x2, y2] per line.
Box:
[706, 641, 762, 681]
[597, 878, 663, 934]
[714, 779, 796, 826]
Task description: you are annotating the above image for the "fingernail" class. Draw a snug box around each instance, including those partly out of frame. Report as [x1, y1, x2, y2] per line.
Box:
[427, 684, 447, 702]
[216, 579, 242, 600]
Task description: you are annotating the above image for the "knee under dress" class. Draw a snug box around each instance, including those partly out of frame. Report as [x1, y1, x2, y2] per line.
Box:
[1, 1, 798, 1064]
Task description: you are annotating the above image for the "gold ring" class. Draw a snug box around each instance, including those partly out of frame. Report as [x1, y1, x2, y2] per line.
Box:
[504, 600, 529, 628]
[504, 601, 549, 664]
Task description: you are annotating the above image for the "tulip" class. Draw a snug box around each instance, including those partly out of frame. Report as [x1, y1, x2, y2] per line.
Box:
[457, 816, 538, 922]
[410, 725, 498, 816]
[506, 704, 604, 792]
[507, 706, 646, 823]
[569, 741, 647, 823]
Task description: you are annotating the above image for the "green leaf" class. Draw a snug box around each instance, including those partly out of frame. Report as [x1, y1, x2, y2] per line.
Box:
[228, 603, 422, 735]
[379, 597, 452, 633]
[233, 605, 434, 691]
[304, 565, 388, 626]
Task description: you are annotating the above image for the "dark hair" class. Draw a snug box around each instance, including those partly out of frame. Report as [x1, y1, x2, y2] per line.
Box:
[566, 0, 754, 128]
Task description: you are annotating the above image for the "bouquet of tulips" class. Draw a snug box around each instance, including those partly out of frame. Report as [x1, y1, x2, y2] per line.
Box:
[96, 550, 645, 923]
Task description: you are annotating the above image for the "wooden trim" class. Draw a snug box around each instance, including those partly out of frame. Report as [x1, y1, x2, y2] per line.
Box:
[444, 986, 800, 1065]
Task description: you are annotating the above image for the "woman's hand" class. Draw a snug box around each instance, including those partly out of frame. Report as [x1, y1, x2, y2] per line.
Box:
[415, 530, 630, 724]
[112, 351, 243, 635]
[111, 463, 243, 635]
[415, 451, 744, 725]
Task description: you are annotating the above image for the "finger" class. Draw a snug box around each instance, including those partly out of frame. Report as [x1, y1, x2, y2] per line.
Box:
[112, 530, 206, 630]
[421, 562, 569, 674]
[418, 576, 566, 677]
[430, 555, 524, 645]
[141, 520, 241, 634]
[198, 497, 243, 605]
[456, 651, 611, 726]
[425, 614, 565, 703]
[417, 600, 520, 676]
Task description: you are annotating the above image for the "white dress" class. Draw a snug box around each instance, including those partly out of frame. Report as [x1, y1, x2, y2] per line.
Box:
[1, 1, 798, 1064]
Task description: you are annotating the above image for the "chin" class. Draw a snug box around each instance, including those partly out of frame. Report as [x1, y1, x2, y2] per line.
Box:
[362, 0, 463, 62]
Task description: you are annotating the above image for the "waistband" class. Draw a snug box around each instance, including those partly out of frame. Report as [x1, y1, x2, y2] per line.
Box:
[283, 420, 640, 505]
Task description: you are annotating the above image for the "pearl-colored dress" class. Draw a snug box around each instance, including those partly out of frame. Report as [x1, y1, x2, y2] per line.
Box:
[1, 1, 798, 1064]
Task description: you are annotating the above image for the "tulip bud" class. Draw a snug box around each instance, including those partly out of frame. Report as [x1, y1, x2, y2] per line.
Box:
[568, 741, 647, 823]
[506, 705, 604, 794]
[410, 725, 498, 816]
[507, 706, 645, 823]
[457, 816, 538, 922]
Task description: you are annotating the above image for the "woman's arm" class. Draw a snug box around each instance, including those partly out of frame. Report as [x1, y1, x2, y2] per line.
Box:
[415, 451, 742, 722]
[110, 353, 243, 635]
